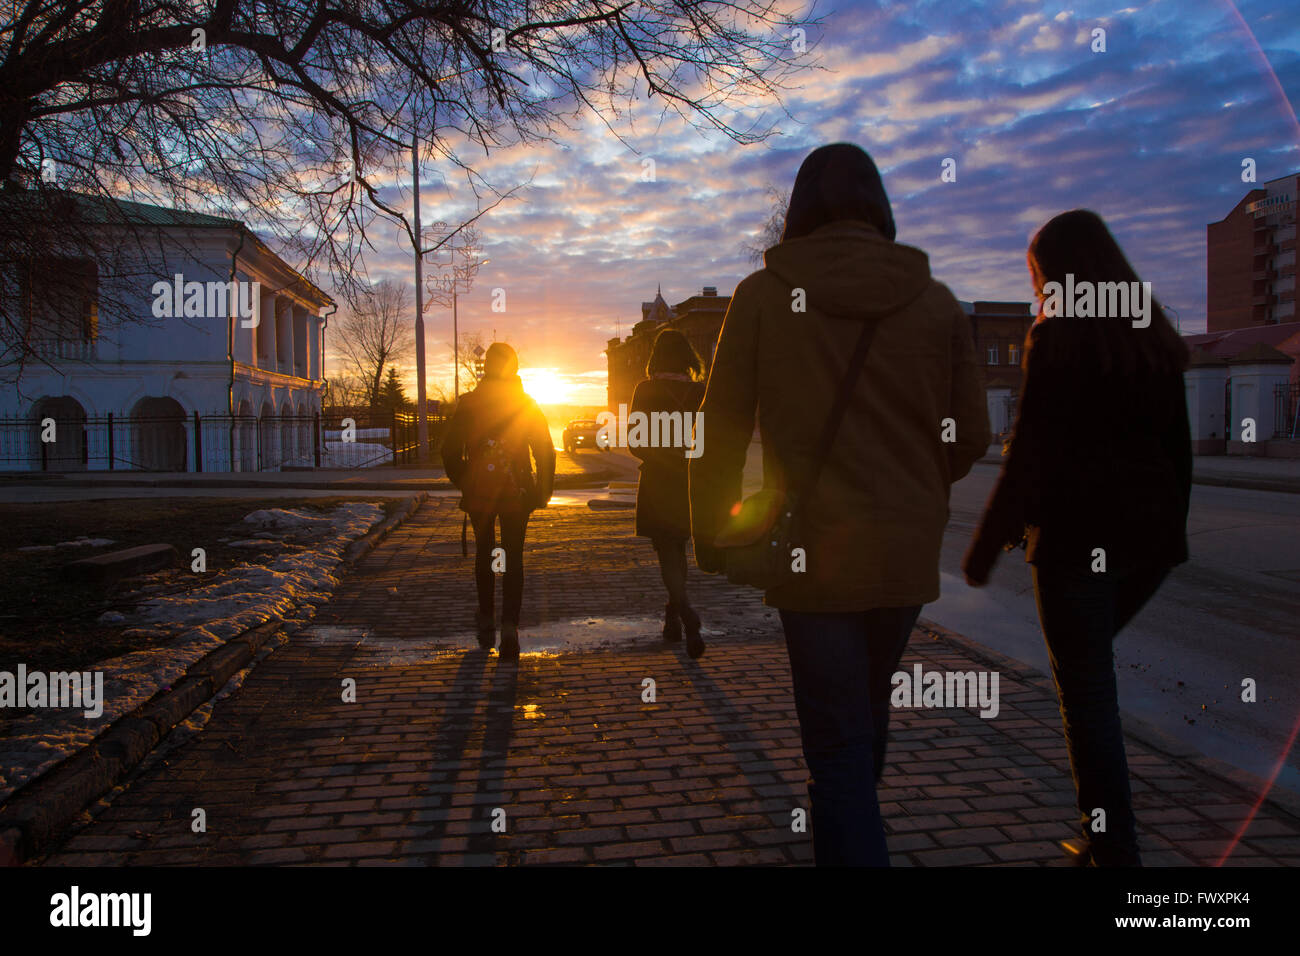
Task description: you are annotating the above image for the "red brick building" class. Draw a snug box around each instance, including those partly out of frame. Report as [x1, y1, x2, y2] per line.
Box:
[605, 286, 729, 411]
[1207, 172, 1298, 330]
[605, 288, 1032, 439]
[960, 300, 1034, 436]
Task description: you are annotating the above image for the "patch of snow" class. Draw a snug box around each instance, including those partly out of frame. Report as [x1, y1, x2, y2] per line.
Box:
[281, 440, 394, 469]
[16, 536, 115, 552]
[0, 501, 385, 803]
[226, 539, 288, 550]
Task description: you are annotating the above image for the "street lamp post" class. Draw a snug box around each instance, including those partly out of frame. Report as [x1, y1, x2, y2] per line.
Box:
[426, 242, 488, 400]
[411, 132, 429, 459]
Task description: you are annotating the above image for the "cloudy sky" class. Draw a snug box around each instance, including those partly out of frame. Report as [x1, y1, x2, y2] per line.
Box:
[345, 0, 1300, 407]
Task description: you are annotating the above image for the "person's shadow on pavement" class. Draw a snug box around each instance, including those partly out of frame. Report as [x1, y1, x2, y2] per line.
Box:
[418, 648, 518, 862]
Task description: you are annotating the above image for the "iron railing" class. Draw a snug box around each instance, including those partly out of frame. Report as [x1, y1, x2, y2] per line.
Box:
[0, 409, 442, 472]
[1275, 383, 1299, 440]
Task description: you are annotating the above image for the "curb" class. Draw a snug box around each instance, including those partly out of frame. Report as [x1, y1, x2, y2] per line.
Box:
[343, 491, 427, 567]
[0, 472, 624, 493]
[1186, 474, 1300, 496]
[915, 617, 1300, 823]
[0, 492, 429, 867]
[973, 458, 1300, 496]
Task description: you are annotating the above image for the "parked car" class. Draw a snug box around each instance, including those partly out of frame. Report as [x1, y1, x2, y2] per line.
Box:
[563, 419, 604, 453]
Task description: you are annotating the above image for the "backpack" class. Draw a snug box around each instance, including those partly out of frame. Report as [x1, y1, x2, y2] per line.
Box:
[460, 433, 534, 515]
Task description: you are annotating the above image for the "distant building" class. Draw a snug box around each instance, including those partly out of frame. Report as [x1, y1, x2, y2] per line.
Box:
[0, 191, 333, 471]
[959, 300, 1034, 436]
[605, 286, 1031, 438]
[1184, 322, 1300, 388]
[1207, 172, 1298, 330]
[1181, 322, 1299, 454]
[605, 285, 729, 410]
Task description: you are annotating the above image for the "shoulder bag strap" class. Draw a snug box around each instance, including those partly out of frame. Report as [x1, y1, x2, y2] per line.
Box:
[794, 284, 930, 502]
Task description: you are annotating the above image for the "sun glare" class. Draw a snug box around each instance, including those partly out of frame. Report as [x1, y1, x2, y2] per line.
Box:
[519, 368, 572, 407]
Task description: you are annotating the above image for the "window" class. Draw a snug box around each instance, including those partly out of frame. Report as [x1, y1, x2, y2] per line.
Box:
[987, 343, 1000, 365]
[22, 257, 98, 342]
[1007, 343, 1019, 366]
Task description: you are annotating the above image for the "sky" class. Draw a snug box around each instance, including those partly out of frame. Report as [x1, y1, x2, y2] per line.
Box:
[336, 0, 1300, 407]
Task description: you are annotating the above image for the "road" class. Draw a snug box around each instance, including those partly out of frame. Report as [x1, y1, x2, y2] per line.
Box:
[934, 462, 1300, 795]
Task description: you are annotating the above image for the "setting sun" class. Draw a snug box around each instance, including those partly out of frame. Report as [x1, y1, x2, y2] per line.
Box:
[519, 367, 574, 407]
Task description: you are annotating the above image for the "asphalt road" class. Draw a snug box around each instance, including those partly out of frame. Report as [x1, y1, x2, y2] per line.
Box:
[934, 462, 1300, 796]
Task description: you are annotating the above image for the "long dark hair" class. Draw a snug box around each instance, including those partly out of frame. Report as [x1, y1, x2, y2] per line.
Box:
[646, 328, 703, 379]
[1026, 209, 1188, 377]
[782, 143, 896, 243]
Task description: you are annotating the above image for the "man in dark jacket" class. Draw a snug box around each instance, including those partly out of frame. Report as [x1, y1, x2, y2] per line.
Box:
[441, 342, 555, 660]
[690, 144, 990, 865]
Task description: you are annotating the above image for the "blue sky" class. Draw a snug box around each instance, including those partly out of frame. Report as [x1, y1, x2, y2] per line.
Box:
[356, 0, 1300, 405]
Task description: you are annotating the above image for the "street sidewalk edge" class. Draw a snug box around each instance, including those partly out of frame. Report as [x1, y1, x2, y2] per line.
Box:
[343, 491, 427, 567]
[0, 472, 622, 492]
[0, 492, 429, 867]
[973, 458, 1300, 495]
[916, 617, 1300, 823]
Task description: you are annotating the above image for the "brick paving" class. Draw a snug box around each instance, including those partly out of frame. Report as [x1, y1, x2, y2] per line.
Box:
[36, 497, 1300, 866]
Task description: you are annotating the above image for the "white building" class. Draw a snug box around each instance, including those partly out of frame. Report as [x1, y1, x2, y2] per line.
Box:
[0, 192, 333, 471]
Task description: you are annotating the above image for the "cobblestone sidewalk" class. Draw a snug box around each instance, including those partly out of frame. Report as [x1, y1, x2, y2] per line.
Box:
[37, 498, 1300, 866]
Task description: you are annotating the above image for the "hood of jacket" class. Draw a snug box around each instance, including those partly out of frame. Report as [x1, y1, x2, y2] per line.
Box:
[763, 220, 932, 320]
[469, 373, 526, 402]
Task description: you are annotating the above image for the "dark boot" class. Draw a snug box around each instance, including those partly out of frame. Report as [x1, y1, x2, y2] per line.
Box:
[681, 606, 705, 659]
[498, 622, 520, 662]
[663, 602, 682, 644]
[475, 610, 495, 649]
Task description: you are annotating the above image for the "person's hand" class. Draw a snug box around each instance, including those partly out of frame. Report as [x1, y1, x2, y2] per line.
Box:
[962, 542, 994, 587]
[694, 541, 725, 575]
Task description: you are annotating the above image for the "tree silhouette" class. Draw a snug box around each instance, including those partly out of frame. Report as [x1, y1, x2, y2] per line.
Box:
[378, 366, 410, 412]
[1, 1, 819, 377]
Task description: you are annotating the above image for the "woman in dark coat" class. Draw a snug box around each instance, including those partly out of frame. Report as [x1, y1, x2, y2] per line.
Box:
[630, 329, 707, 658]
[441, 342, 556, 661]
[964, 209, 1192, 867]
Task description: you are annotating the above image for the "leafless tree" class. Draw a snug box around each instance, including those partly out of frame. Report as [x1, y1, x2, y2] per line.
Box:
[451, 329, 489, 393]
[1, 0, 819, 379]
[740, 184, 789, 266]
[323, 370, 370, 410]
[332, 279, 413, 409]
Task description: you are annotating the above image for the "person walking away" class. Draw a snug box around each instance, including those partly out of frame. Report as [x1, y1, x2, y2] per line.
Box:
[690, 143, 990, 865]
[441, 342, 556, 661]
[630, 328, 708, 658]
[964, 209, 1191, 867]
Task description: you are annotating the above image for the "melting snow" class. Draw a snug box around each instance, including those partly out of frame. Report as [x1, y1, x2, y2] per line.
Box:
[0, 501, 384, 804]
[17, 537, 116, 552]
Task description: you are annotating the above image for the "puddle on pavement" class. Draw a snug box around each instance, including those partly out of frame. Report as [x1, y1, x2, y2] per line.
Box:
[293, 614, 735, 665]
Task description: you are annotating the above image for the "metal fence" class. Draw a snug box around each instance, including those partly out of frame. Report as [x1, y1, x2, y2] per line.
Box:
[1276, 383, 1300, 441]
[0, 409, 443, 472]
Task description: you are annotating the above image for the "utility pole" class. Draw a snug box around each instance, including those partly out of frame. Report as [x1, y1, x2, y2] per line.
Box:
[426, 226, 488, 401]
[411, 131, 429, 459]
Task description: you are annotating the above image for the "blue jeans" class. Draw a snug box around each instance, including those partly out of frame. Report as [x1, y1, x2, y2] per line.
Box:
[779, 606, 921, 866]
[1032, 561, 1170, 866]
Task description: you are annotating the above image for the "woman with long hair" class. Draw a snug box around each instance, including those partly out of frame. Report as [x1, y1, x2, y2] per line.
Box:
[441, 342, 556, 661]
[630, 327, 708, 658]
[964, 209, 1192, 866]
[690, 143, 990, 865]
